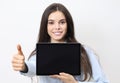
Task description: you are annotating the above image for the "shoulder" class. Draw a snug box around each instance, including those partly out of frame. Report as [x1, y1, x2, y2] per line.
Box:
[82, 44, 99, 60]
[82, 44, 95, 54]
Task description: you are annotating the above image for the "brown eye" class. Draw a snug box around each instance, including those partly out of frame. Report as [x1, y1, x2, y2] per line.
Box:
[48, 21, 54, 25]
[60, 21, 66, 24]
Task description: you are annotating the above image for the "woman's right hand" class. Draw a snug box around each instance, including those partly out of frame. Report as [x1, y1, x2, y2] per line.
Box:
[12, 44, 26, 71]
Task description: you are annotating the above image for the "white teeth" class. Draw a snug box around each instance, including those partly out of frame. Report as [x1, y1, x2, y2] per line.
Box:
[54, 33, 60, 34]
[54, 32, 62, 35]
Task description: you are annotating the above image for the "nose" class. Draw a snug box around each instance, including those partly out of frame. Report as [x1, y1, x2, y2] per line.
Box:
[55, 23, 60, 30]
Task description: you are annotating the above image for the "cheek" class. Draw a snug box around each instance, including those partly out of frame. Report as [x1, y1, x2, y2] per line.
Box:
[64, 25, 67, 34]
[47, 26, 49, 33]
[47, 26, 52, 36]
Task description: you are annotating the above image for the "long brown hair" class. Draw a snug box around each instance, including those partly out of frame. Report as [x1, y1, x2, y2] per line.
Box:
[29, 3, 92, 81]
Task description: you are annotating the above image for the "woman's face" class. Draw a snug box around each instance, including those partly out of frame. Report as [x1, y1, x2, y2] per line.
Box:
[47, 11, 67, 43]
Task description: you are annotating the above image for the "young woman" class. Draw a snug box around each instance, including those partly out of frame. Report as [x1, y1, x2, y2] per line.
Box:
[12, 3, 109, 83]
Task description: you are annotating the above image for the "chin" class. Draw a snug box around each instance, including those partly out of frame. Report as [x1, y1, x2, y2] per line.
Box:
[53, 37, 64, 41]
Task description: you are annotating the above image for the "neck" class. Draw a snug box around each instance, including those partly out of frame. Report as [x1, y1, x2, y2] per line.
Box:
[50, 40, 66, 43]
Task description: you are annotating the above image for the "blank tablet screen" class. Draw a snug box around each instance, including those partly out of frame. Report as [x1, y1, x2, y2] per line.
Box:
[36, 43, 81, 75]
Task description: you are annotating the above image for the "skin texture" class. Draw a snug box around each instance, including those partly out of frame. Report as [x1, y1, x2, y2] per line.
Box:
[12, 44, 25, 71]
[47, 11, 67, 43]
[50, 72, 78, 83]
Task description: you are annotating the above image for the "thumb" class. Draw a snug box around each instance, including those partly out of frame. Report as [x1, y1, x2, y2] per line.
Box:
[17, 44, 23, 55]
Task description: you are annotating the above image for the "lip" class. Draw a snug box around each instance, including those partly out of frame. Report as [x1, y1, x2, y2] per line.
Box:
[53, 31, 63, 36]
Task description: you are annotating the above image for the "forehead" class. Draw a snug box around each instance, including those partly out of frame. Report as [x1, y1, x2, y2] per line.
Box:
[48, 11, 66, 20]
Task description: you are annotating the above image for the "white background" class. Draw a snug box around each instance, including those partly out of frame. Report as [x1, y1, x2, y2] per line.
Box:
[0, 0, 120, 83]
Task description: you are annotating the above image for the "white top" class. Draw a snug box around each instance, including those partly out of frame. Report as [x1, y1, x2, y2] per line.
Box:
[21, 45, 109, 83]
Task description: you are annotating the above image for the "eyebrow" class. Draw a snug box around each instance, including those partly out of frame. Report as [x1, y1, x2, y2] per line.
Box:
[48, 19, 66, 22]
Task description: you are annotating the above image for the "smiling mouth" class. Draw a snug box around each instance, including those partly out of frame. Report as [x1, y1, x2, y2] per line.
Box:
[53, 31, 63, 36]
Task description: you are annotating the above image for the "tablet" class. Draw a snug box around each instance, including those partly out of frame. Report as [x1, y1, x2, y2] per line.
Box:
[36, 43, 81, 75]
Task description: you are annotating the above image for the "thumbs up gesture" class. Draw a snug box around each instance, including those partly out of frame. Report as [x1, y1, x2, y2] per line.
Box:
[12, 44, 26, 71]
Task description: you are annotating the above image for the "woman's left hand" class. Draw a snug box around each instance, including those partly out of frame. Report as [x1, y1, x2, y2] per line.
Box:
[50, 72, 78, 83]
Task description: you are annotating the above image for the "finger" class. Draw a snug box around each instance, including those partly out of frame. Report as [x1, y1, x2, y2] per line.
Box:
[12, 63, 23, 67]
[13, 54, 25, 60]
[50, 72, 68, 78]
[13, 67, 23, 71]
[17, 44, 23, 55]
[12, 62, 25, 71]
[50, 75, 62, 79]
[12, 59, 24, 64]
[59, 72, 70, 76]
